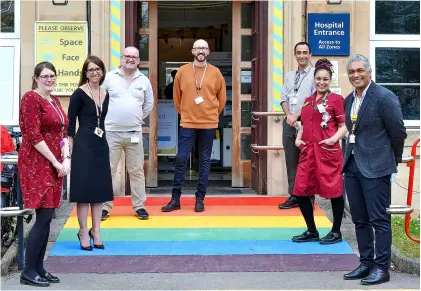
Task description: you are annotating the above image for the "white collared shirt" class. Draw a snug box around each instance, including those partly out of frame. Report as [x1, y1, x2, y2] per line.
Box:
[102, 68, 154, 132]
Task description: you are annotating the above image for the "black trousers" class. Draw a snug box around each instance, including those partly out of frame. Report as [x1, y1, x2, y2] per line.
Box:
[344, 156, 392, 270]
[282, 118, 300, 195]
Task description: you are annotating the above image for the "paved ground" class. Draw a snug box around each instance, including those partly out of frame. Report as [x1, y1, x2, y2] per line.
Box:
[1, 195, 420, 290]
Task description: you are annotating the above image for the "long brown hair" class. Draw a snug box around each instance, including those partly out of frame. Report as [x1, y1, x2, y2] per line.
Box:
[32, 62, 57, 90]
[78, 56, 106, 87]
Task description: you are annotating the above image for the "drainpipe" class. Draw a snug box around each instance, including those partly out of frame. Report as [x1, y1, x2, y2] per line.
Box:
[87, 0, 91, 55]
[303, 0, 308, 42]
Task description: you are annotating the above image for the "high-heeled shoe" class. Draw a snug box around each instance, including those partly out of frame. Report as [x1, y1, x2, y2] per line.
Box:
[77, 232, 92, 251]
[89, 229, 105, 249]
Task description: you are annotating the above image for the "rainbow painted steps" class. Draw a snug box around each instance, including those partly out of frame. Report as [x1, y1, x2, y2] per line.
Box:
[45, 196, 359, 273]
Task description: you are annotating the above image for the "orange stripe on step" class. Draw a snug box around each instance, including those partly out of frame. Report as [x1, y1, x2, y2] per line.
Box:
[112, 196, 291, 207]
[69, 205, 326, 217]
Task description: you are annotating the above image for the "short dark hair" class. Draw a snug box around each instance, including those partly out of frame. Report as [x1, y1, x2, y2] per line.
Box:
[78, 55, 106, 87]
[294, 42, 312, 54]
[32, 62, 57, 90]
[171, 70, 177, 78]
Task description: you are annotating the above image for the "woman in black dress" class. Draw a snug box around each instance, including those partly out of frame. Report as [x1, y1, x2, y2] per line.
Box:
[67, 56, 113, 250]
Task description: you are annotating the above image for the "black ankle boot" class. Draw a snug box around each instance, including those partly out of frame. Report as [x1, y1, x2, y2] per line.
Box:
[161, 199, 181, 212]
[194, 199, 205, 212]
[292, 230, 319, 243]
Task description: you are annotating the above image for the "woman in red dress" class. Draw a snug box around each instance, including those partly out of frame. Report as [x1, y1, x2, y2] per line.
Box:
[292, 59, 348, 245]
[18, 62, 69, 287]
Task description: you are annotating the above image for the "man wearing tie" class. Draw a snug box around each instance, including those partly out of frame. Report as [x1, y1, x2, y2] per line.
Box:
[342, 54, 407, 285]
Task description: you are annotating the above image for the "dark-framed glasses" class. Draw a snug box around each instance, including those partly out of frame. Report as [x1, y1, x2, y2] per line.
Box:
[123, 55, 139, 60]
[39, 75, 56, 80]
[87, 68, 103, 74]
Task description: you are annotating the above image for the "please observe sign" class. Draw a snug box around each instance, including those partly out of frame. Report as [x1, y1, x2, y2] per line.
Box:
[35, 21, 88, 96]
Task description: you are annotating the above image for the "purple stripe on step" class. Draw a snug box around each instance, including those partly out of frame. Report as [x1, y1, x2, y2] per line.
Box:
[45, 254, 359, 273]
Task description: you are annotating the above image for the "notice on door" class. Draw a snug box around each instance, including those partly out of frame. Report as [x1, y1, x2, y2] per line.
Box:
[158, 100, 178, 156]
[35, 22, 88, 96]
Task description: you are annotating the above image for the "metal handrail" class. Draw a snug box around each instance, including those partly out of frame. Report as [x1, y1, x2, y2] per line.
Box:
[1, 154, 29, 269]
[251, 111, 285, 116]
[251, 145, 284, 151]
[250, 145, 284, 156]
[0, 155, 18, 165]
[0, 207, 33, 217]
[251, 111, 285, 123]
[386, 204, 414, 215]
[401, 156, 414, 163]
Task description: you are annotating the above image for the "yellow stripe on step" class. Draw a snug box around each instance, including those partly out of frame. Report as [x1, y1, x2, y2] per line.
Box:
[63, 216, 332, 229]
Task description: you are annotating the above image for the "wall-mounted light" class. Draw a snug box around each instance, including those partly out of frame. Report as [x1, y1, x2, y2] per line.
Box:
[326, 0, 342, 4]
[52, 0, 69, 6]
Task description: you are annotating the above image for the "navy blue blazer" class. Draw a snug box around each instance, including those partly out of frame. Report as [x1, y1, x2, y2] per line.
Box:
[342, 82, 407, 179]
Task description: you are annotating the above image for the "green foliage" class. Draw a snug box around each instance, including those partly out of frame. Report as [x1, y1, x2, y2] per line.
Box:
[392, 216, 420, 259]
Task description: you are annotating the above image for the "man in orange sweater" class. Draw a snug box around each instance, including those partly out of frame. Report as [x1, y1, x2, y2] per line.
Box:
[162, 39, 226, 212]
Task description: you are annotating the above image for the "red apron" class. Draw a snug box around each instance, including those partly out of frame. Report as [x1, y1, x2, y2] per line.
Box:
[293, 92, 345, 199]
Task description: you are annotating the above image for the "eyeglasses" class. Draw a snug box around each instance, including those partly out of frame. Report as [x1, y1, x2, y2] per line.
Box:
[39, 75, 56, 80]
[122, 55, 139, 60]
[86, 68, 103, 74]
[192, 47, 209, 51]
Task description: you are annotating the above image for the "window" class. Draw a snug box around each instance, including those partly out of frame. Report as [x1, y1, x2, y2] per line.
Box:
[0, 39, 20, 125]
[1, 0, 20, 38]
[370, 0, 421, 127]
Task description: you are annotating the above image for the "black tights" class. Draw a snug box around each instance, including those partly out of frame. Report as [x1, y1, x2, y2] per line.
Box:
[23, 208, 54, 278]
[297, 196, 344, 234]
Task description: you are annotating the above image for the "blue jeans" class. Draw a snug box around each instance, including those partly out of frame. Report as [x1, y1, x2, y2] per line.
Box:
[171, 127, 216, 200]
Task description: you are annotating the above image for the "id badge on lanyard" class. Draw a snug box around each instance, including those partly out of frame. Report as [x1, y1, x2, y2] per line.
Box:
[193, 63, 207, 105]
[87, 83, 103, 138]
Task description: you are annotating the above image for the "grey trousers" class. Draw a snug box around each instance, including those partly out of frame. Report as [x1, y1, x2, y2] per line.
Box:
[282, 118, 300, 195]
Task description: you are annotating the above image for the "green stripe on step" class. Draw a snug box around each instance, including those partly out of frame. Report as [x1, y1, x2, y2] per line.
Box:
[57, 227, 332, 241]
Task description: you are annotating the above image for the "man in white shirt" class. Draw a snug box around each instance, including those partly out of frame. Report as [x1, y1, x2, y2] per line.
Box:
[101, 46, 154, 220]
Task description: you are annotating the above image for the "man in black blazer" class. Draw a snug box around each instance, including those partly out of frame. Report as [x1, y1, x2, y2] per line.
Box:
[342, 54, 407, 285]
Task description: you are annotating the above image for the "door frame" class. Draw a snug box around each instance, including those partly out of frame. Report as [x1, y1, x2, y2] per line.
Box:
[125, 1, 158, 188]
[124, 1, 268, 192]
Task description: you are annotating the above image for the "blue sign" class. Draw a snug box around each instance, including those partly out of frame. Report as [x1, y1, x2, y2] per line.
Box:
[307, 13, 350, 56]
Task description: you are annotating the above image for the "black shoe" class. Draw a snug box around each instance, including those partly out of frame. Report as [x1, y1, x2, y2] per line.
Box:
[343, 264, 373, 280]
[292, 230, 320, 243]
[89, 229, 104, 249]
[361, 268, 390, 285]
[101, 210, 109, 221]
[20, 273, 50, 287]
[320, 231, 342, 245]
[40, 272, 60, 283]
[161, 200, 181, 212]
[77, 232, 92, 251]
[278, 196, 299, 209]
[136, 208, 149, 220]
[195, 199, 205, 212]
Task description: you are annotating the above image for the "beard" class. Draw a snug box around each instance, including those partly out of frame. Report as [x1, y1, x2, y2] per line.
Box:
[194, 53, 207, 63]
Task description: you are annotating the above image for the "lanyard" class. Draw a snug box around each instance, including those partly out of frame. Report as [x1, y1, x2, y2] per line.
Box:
[87, 82, 102, 128]
[193, 62, 208, 95]
[311, 90, 329, 111]
[294, 67, 311, 93]
[351, 96, 363, 133]
[36, 89, 65, 131]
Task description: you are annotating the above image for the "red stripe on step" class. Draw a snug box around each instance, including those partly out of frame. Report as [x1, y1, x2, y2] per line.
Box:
[69, 205, 325, 217]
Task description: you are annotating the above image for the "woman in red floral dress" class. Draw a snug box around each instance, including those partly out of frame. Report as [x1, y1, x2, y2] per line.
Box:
[291, 59, 348, 245]
[18, 62, 69, 287]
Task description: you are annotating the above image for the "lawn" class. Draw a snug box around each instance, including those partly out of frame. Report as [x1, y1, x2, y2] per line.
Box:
[392, 216, 420, 259]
